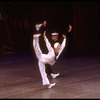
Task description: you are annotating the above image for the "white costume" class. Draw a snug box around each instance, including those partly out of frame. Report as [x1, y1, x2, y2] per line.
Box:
[35, 24, 43, 31]
[33, 34, 66, 85]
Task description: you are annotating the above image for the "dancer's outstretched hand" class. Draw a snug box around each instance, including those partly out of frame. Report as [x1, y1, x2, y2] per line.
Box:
[62, 34, 66, 39]
[68, 24, 72, 32]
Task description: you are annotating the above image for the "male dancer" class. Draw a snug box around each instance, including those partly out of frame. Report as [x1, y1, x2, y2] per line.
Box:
[34, 20, 60, 78]
[46, 24, 72, 76]
[33, 31, 67, 88]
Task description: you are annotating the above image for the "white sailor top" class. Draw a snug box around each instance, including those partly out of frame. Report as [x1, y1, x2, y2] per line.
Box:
[39, 35, 66, 66]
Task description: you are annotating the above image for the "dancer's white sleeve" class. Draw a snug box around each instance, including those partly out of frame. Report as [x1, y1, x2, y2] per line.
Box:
[56, 39, 66, 59]
[44, 36, 53, 52]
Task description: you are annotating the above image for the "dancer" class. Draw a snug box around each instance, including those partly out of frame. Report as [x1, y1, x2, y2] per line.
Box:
[34, 20, 60, 78]
[33, 30, 67, 88]
[45, 32, 60, 76]
[46, 24, 72, 76]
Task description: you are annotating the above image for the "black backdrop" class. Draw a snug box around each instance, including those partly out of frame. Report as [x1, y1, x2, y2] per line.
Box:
[0, 1, 100, 55]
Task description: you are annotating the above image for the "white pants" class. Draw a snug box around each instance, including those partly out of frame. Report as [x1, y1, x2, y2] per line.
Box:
[33, 38, 50, 85]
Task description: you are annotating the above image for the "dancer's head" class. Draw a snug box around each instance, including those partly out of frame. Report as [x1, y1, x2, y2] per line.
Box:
[51, 33, 59, 42]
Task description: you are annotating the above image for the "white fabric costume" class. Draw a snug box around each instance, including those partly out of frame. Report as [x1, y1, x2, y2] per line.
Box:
[35, 24, 43, 31]
[33, 35, 66, 85]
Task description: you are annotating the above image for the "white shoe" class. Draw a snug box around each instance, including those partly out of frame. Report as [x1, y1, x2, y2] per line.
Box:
[33, 34, 41, 38]
[48, 83, 56, 89]
[51, 73, 60, 79]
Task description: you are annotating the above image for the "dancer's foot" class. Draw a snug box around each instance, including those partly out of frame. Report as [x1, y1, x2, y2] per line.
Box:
[48, 83, 56, 89]
[51, 73, 60, 79]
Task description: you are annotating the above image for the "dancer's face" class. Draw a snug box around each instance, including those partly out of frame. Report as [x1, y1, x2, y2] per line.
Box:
[52, 35, 58, 42]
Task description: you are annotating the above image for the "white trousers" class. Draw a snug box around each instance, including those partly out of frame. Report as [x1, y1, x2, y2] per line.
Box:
[33, 37, 50, 85]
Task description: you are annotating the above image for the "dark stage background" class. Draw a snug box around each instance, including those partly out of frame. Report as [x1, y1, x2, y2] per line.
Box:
[0, 1, 100, 56]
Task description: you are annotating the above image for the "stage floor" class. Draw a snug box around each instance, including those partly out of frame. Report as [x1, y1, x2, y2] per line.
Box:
[0, 51, 100, 99]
